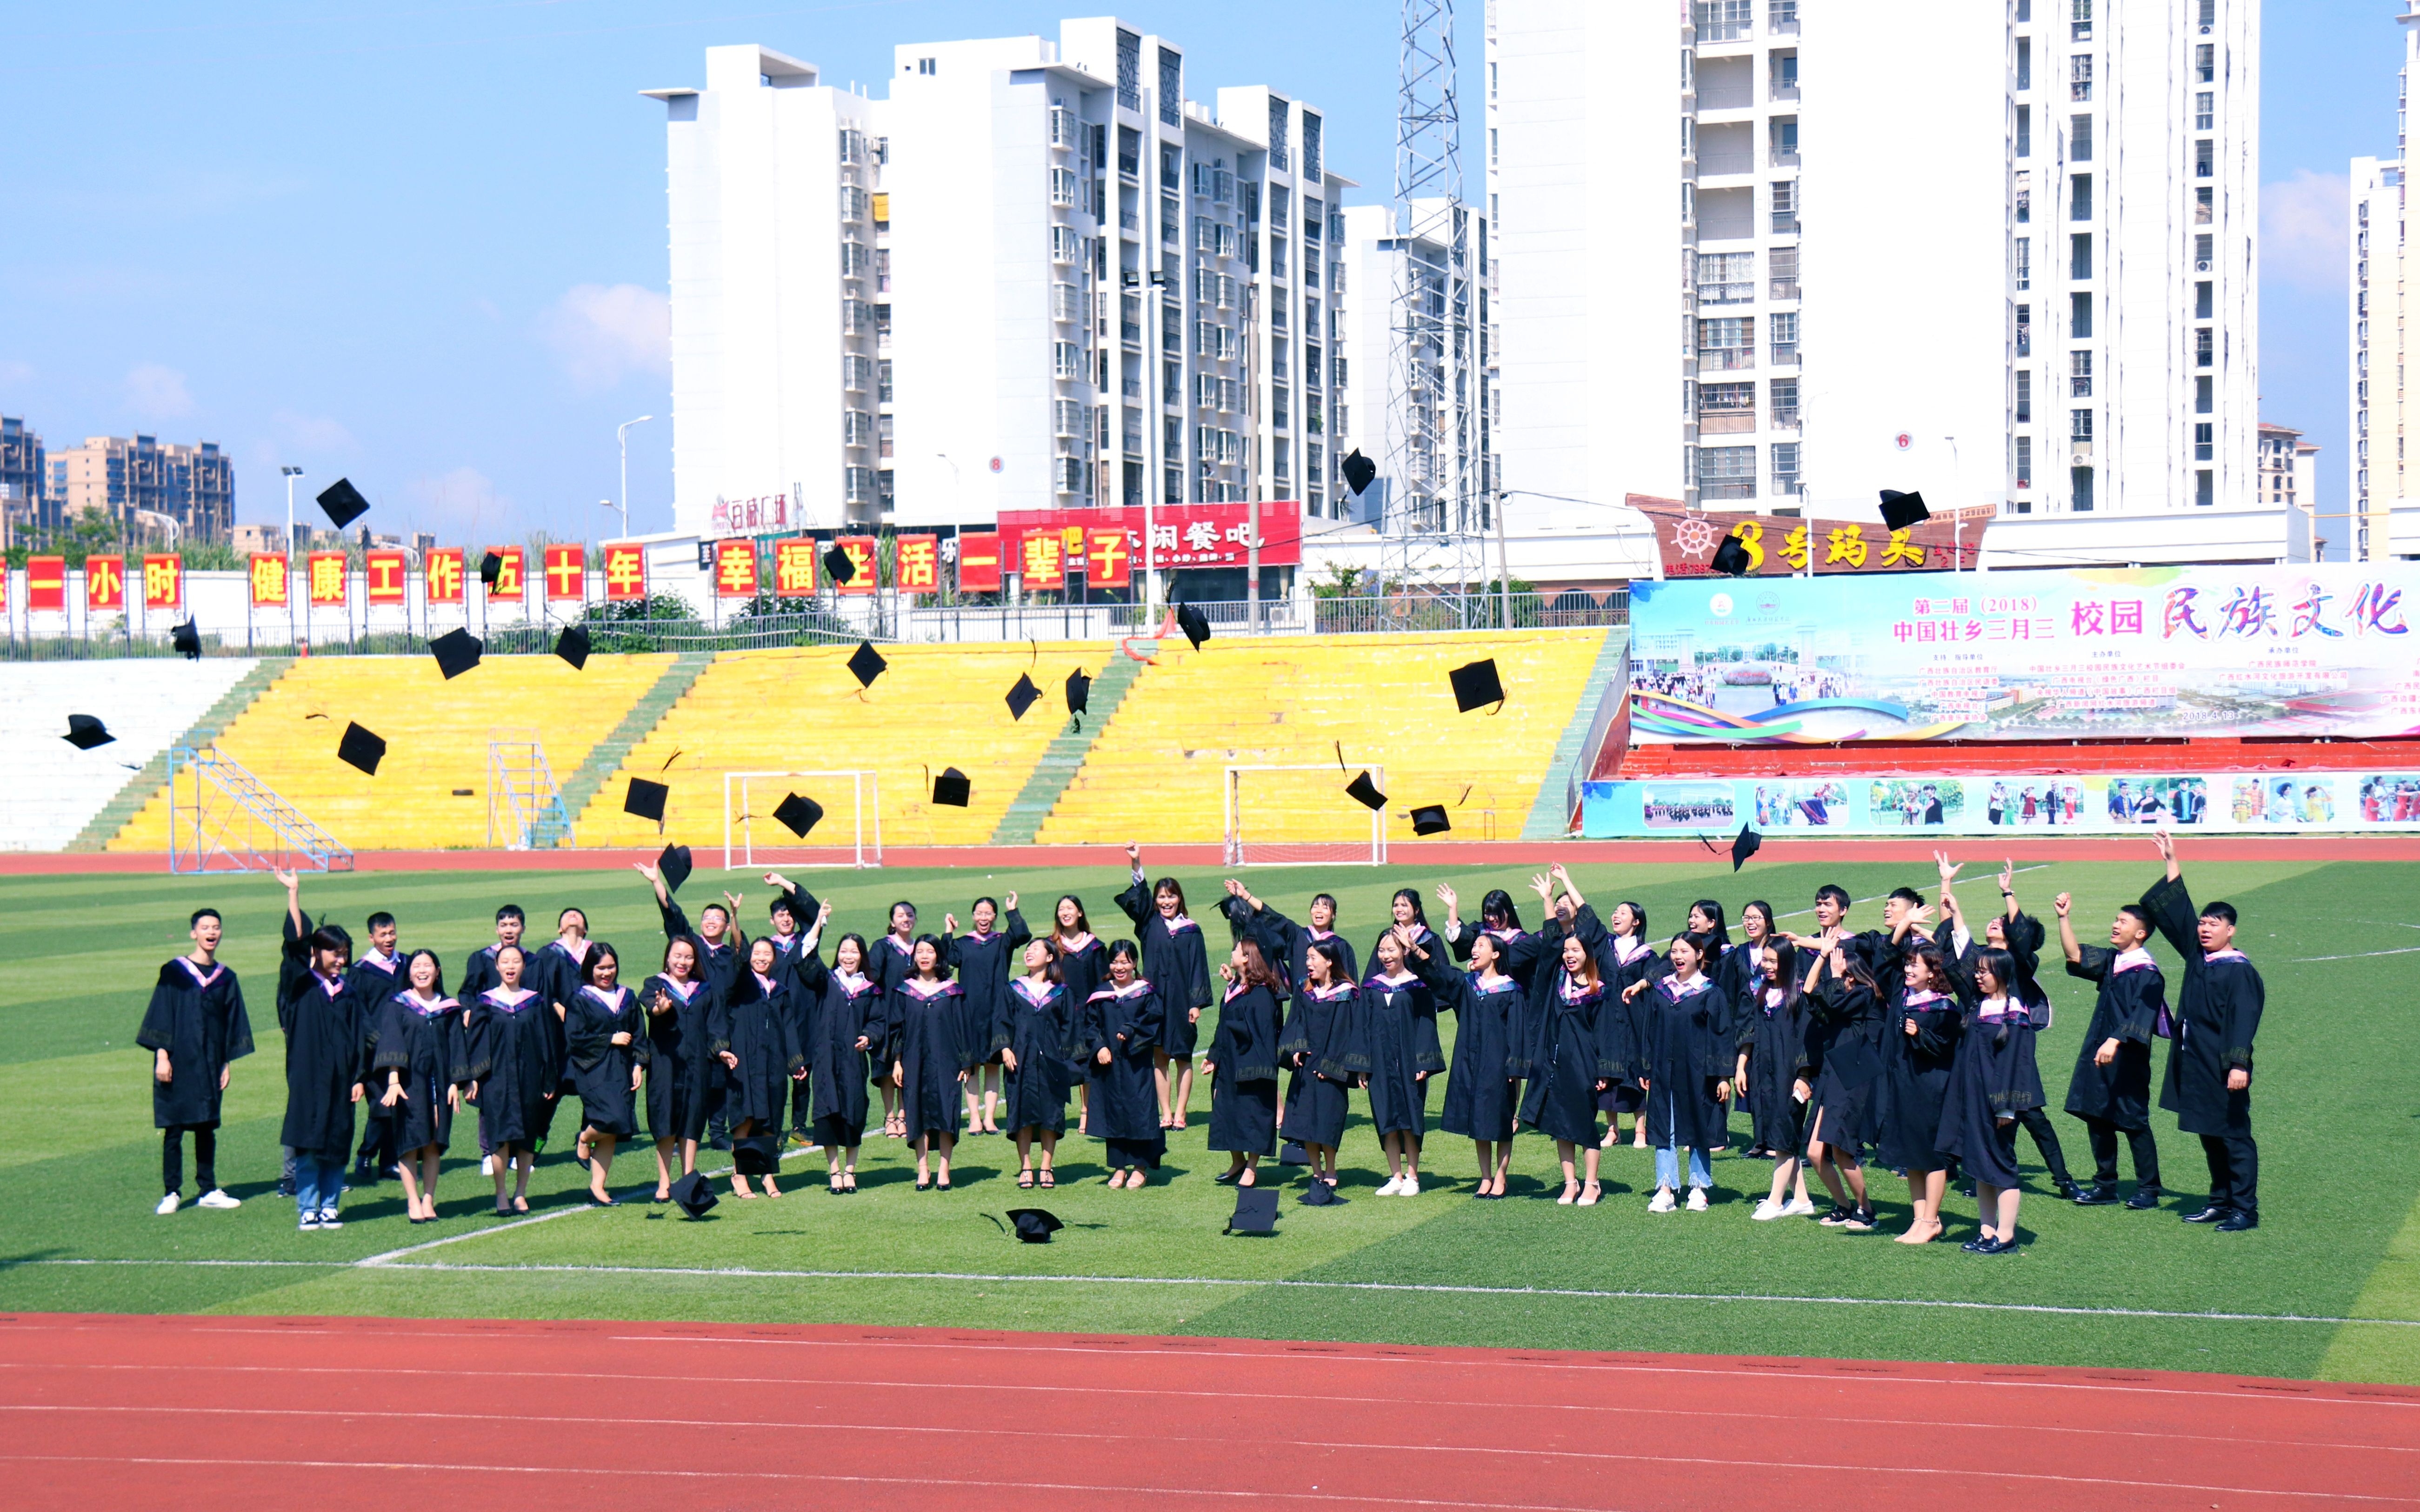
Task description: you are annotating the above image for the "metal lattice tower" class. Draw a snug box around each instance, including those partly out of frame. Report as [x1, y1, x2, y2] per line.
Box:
[1381, 0, 1486, 617]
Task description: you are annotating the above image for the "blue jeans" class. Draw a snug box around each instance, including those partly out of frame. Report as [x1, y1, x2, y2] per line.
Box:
[295, 1154, 345, 1220]
[1654, 1144, 1712, 1190]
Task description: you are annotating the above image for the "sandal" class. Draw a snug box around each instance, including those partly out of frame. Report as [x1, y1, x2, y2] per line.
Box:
[1037, 1170, 1055, 1188]
[1017, 1171, 1036, 1189]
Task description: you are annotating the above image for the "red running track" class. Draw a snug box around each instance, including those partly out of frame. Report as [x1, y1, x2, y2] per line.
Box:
[0, 1314, 2413, 1511]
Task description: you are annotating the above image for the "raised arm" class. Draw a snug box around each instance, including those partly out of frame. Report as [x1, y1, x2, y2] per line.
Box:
[2055, 892, 2082, 966]
[1550, 862, 1584, 912]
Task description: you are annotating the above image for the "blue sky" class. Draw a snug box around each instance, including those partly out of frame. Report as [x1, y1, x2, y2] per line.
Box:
[0, 1, 2395, 545]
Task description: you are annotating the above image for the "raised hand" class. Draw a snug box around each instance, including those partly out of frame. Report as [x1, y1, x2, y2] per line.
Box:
[1550, 862, 1574, 888]
[945, 913, 960, 934]
[817, 900, 833, 925]
[1004, 890, 1018, 910]
[1999, 858, 2016, 895]
[1224, 878, 1247, 897]
[1435, 883, 1458, 912]
[1934, 850, 1961, 886]
[272, 868, 298, 892]
[1528, 872, 1553, 900]
[1125, 841, 1141, 866]
[2053, 892, 2072, 919]
[634, 860, 660, 883]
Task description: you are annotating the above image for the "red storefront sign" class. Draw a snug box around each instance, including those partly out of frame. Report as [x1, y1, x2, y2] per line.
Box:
[426, 548, 466, 605]
[713, 538, 758, 598]
[307, 553, 348, 606]
[86, 555, 126, 611]
[772, 539, 818, 598]
[996, 500, 1303, 577]
[543, 544, 586, 602]
[893, 534, 940, 595]
[27, 556, 65, 612]
[602, 542, 647, 600]
[248, 554, 288, 607]
[142, 554, 182, 610]
[957, 533, 1002, 593]
[364, 550, 408, 605]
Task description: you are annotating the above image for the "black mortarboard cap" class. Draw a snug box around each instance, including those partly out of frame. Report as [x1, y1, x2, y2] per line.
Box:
[1278, 1140, 1308, 1166]
[932, 767, 971, 808]
[1007, 1207, 1063, 1243]
[822, 543, 856, 585]
[315, 477, 370, 529]
[667, 1169, 719, 1219]
[1065, 667, 1093, 716]
[1879, 489, 1932, 532]
[732, 1134, 781, 1176]
[62, 714, 114, 751]
[554, 623, 592, 671]
[1345, 771, 1387, 812]
[1449, 658, 1505, 713]
[1227, 1187, 1279, 1235]
[1005, 672, 1042, 721]
[428, 627, 482, 680]
[624, 776, 669, 824]
[1710, 535, 1753, 577]
[656, 843, 693, 894]
[1731, 824, 1762, 873]
[478, 551, 505, 588]
[1410, 804, 1452, 837]
[337, 721, 386, 775]
[1297, 1180, 1347, 1206]
[1175, 601, 1210, 650]
[773, 793, 823, 838]
[1340, 448, 1378, 495]
[171, 619, 201, 660]
[847, 639, 887, 688]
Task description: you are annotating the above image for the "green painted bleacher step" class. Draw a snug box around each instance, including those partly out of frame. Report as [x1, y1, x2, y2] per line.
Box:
[559, 652, 716, 836]
[991, 652, 1147, 845]
[1521, 628, 1629, 839]
[70, 658, 295, 853]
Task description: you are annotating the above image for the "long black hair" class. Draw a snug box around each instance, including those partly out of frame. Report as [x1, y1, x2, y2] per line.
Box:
[402, 948, 448, 997]
[1390, 888, 1429, 927]
[909, 933, 953, 980]
[1479, 888, 1522, 931]
[1151, 876, 1189, 915]
[1054, 894, 1091, 935]
[580, 941, 620, 990]
[1688, 899, 1732, 952]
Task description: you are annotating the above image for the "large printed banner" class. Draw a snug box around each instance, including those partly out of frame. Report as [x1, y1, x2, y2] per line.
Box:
[1582, 771, 2420, 837]
[996, 500, 1303, 581]
[1629, 565, 2420, 745]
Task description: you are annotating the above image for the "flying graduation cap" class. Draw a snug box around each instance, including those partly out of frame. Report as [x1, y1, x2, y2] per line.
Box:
[624, 776, 669, 825]
[315, 478, 370, 529]
[667, 1169, 719, 1219]
[478, 551, 506, 588]
[1065, 667, 1093, 729]
[847, 640, 887, 689]
[1006, 1208, 1064, 1244]
[656, 842, 693, 893]
[553, 624, 592, 671]
[932, 767, 971, 807]
[1340, 448, 1378, 495]
[1174, 601, 1210, 651]
[1005, 672, 1042, 720]
[1227, 1187, 1279, 1236]
[428, 627, 482, 680]
[337, 721, 387, 776]
[1710, 534, 1754, 576]
[1879, 489, 1932, 532]
[822, 543, 856, 586]
[1410, 804, 1452, 837]
[773, 793, 824, 838]
[170, 619, 202, 660]
[1345, 771, 1387, 812]
[1730, 824, 1762, 872]
[1449, 658, 1505, 714]
[62, 714, 115, 751]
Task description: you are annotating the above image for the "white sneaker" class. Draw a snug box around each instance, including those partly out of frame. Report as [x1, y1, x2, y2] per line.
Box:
[1686, 1187, 1709, 1212]
[196, 1189, 241, 1210]
[1398, 1175, 1420, 1197]
[1647, 1188, 1677, 1213]
[316, 1213, 344, 1229]
[1752, 1198, 1786, 1221]
[299, 1216, 321, 1231]
[1783, 1195, 1818, 1217]
[155, 1192, 180, 1215]
[1375, 1175, 1404, 1196]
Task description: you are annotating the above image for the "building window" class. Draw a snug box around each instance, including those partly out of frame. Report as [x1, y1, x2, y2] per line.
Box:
[2071, 173, 2092, 219]
[2016, 39, 2031, 93]
[1050, 225, 1080, 263]
[1772, 442, 1802, 494]
[2016, 104, 2031, 158]
[2197, 232, 2214, 271]
[2070, 407, 2093, 442]
[2070, 350, 2093, 396]
[2196, 280, 2213, 319]
[2195, 185, 2213, 224]
[2070, 114, 2093, 162]
[1697, 316, 1755, 370]
[2072, 0, 2093, 39]
[2071, 232, 2093, 280]
[2016, 369, 2033, 423]
[878, 360, 894, 403]
[1698, 380, 1756, 433]
[1771, 116, 1799, 166]
[1163, 360, 1182, 404]
[2194, 422, 2213, 462]
[1158, 46, 1182, 127]
[2196, 327, 2214, 366]
[2196, 43, 2215, 83]
[2015, 435, 2034, 489]
[1771, 378, 1800, 428]
[1770, 180, 1799, 234]
[1698, 445, 1756, 501]
[878, 413, 894, 459]
[1693, 0, 1752, 44]
[2069, 290, 2092, 339]
[2072, 465, 2095, 511]
[2014, 237, 2031, 290]
[2195, 138, 2214, 179]
[2195, 91, 2215, 130]
[1770, 310, 1799, 365]
[1769, 245, 1799, 299]
[1054, 342, 1083, 380]
[2070, 54, 2093, 100]
[2016, 174, 2031, 223]
[1697, 250, 1756, 305]
[2196, 469, 2214, 507]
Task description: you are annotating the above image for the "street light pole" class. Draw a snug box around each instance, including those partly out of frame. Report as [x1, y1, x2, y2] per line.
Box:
[281, 465, 303, 647]
[615, 415, 653, 539]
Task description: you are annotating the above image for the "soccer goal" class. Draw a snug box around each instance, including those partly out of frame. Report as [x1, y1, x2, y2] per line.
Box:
[723, 770, 882, 871]
[1223, 764, 1387, 866]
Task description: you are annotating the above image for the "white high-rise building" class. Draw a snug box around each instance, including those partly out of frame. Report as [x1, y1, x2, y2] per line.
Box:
[1490, 0, 2264, 564]
[2346, 2, 2420, 562]
[646, 23, 1351, 546]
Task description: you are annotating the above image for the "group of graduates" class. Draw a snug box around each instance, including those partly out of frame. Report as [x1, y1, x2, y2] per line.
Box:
[137, 836, 2266, 1247]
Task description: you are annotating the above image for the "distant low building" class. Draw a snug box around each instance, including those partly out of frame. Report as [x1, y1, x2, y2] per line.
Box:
[0, 417, 43, 541]
[46, 434, 233, 543]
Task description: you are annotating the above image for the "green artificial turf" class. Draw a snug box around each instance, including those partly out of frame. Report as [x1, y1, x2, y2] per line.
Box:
[3, 856, 2415, 1383]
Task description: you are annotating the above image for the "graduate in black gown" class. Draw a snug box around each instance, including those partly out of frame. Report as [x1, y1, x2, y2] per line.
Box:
[1047, 896, 1108, 1132]
[1937, 863, 2079, 1199]
[639, 861, 750, 1151]
[1221, 879, 1358, 996]
[277, 887, 367, 1231]
[138, 906, 253, 1215]
[891, 936, 967, 1190]
[1873, 939, 1964, 1244]
[1359, 926, 1446, 1196]
[347, 909, 408, 1183]
[1442, 886, 1551, 997]
[1933, 945, 2041, 1253]
[1797, 925, 1883, 1231]
[2057, 890, 2166, 1208]
[946, 893, 1029, 1136]
[455, 903, 530, 1171]
[1119, 844, 1212, 1132]
[711, 936, 807, 1199]
[464, 943, 554, 1215]
[793, 914, 880, 1192]
[2145, 831, 2265, 1230]
[1275, 940, 1360, 1191]
[1411, 916, 1527, 1199]
[563, 943, 648, 1206]
[1369, 888, 1443, 1002]
[1083, 940, 1168, 1186]
[369, 950, 466, 1223]
[528, 907, 594, 1155]
[1202, 937, 1284, 1187]
[1519, 933, 1622, 1206]
[1594, 899, 1660, 1150]
[999, 939, 1073, 1189]
[1621, 932, 1733, 1212]
[1735, 938, 1815, 1220]
[638, 935, 714, 1202]
[867, 900, 923, 1139]
[1723, 901, 1780, 1153]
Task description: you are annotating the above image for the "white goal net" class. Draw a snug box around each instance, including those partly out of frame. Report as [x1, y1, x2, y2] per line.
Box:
[1223, 764, 1387, 867]
[723, 770, 882, 870]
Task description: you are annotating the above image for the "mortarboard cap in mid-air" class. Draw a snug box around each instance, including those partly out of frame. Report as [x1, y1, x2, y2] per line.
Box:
[337, 721, 386, 776]
[731, 1135, 781, 1177]
[773, 793, 824, 839]
[1174, 601, 1211, 651]
[1449, 658, 1505, 713]
[1344, 771, 1387, 812]
[1710, 535, 1753, 577]
[553, 624, 592, 671]
[1410, 804, 1452, 837]
[667, 1169, 719, 1218]
[1879, 489, 1932, 532]
[428, 627, 482, 680]
[847, 640, 887, 688]
[932, 767, 971, 808]
[822, 544, 856, 585]
[1731, 824, 1763, 873]
[624, 777, 669, 824]
[1227, 1187, 1280, 1235]
[1005, 672, 1042, 721]
[170, 619, 202, 660]
[656, 843, 693, 893]
[478, 551, 505, 588]
[1007, 1207, 1063, 1244]
[62, 714, 115, 751]
[1340, 448, 1378, 495]
[1065, 667, 1093, 718]
[315, 478, 370, 529]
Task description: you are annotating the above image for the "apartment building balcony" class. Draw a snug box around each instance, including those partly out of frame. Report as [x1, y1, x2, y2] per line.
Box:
[1769, 277, 1799, 300]
[1772, 406, 1801, 429]
[1768, 342, 1798, 367]
[1698, 410, 1757, 434]
[1698, 346, 1755, 372]
[1694, 149, 1754, 178]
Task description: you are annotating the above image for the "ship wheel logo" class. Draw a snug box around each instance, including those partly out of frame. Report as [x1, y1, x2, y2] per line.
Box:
[1673, 516, 1721, 559]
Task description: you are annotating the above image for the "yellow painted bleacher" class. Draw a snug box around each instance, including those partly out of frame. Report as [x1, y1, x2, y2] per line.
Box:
[571, 642, 1095, 850]
[1034, 628, 1607, 846]
[109, 654, 675, 852]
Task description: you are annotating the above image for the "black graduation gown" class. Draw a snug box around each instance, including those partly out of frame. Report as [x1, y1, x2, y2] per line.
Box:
[1448, 922, 1551, 999]
[137, 958, 253, 1129]
[2062, 946, 2163, 1130]
[1637, 974, 1732, 1154]
[346, 952, 407, 1144]
[2143, 876, 2264, 1138]
[1359, 972, 1445, 1139]
[1516, 972, 1621, 1145]
[1050, 934, 1109, 1085]
[1119, 880, 1212, 1056]
[279, 972, 365, 1160]
[947, 913, 1032, 1071]
[1083, 982, 1168, 1166]
[998, 978, 1073, 1135]
[1804, 976, 1884, 1154]
[638, 973, 713, 1143]
[564, 985, 648, 1139]
[1205, 981, 1282, 1155]
[1595, 933, 1661, 1110]
[1737, 981, 1812, 1157]
[370, 991, 467, 1153]
[526, 938, 588, 1087]
[1276, 982, 1360, 1149]
[794, 952, 880, 1146]
[891, 979, 967, 1141]
[1873, 988, 1962, 1171]
[458, 942, 532, 1002]
[1935, 997, 2045, 1188]
[867, 933, 919, 1072]
[1421, 955, 1526, 1143]
[464, 988, 556, 1150]
[657, 897, 747, 1001]
[1233, 899, 1359, 998]
[710, 973, 803, 1128]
